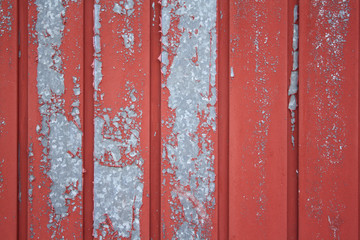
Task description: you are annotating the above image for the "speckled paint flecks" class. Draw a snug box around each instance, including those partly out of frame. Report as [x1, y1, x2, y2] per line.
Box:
[299, 0, 358, 239]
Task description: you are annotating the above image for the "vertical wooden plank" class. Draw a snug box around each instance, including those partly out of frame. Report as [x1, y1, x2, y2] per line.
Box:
[229, 0, 288, 239]
[150, 0, 161, 239]
[160, 0, 218, 238]
[27, 0, 84, 238]
[0, 1, 17, 239]
[92, 0, 150, 238]
[299, 0, 359, 239]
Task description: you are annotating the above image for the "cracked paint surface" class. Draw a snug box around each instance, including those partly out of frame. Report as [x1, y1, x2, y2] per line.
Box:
[300, 0, 358, 239]
[28, 0, 83, 238]
[93, 0, 149, 239]
[161, 0, 218, 238]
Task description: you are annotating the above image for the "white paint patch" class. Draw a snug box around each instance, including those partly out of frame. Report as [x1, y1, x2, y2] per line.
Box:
[112, 0, 135, 52]
[162, 0, 217, 238]
[47, 113, 82, 218]
[34, 0, 83, 230]
[122, 32, 134, 49]
[94, 162, 143, 239]
[93, 0, 102, 101]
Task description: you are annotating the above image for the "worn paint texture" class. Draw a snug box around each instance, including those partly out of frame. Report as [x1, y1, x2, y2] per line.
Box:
[28, 0, 84, 238]
[299, 0, 359, 239]
[161, 0, 218, 238]
[0, 0, 17, 238]
[287, 1, 300, 240]
[0, 0, 358, 239]
[229, 0, 288, 238]
[0, 0, 14, 36]
[288, 5, 299, 147]
[92, 0, 150, 239]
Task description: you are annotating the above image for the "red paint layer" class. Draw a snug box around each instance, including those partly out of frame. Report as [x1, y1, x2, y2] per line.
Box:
[150, 0, 161, 239]
[229, 1, 288, 239]
[83, 0, 94, 238]
[0, 0, 18, 239]
[218, 0, 230, 239]
[18, 0, 28, 239]
[299, 1, 359, 239]
[287, 1, 299, 239]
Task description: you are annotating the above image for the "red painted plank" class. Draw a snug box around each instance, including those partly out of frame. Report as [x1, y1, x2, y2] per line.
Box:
[218, 0, 230, 238]
[92, 0, 150, 238]
[150, 0, 161, 239]
[287, 1, 299, 239]
[18, 0, 28, 239]
[83, 0, 94, 239]
[299, 0, 359, 239]
[0, 1, 17, 239]
[229, 1, 289, 239]
[160, 0, 218, 238]
[27, 0, 84, 238]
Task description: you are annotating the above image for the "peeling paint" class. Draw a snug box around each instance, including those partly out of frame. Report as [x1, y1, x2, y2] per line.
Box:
[30, 0, 83, 237]
[0, 1, 14, 37]
[112, 0, 136, 52]
[93, 0, 102, 101]
[47, 113, 82, 217]
[94, 162, 143, 239]
[93, 0, 146, 238]
[0, 116, 5, 136]
[151, 1, 156, 26]
[0, 159, 4, 195]
[288, 5, 299, 147]
[161, 0, 217, 238]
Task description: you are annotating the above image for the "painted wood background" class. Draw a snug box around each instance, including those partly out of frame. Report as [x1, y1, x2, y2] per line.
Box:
[0, 0, 359, 239]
